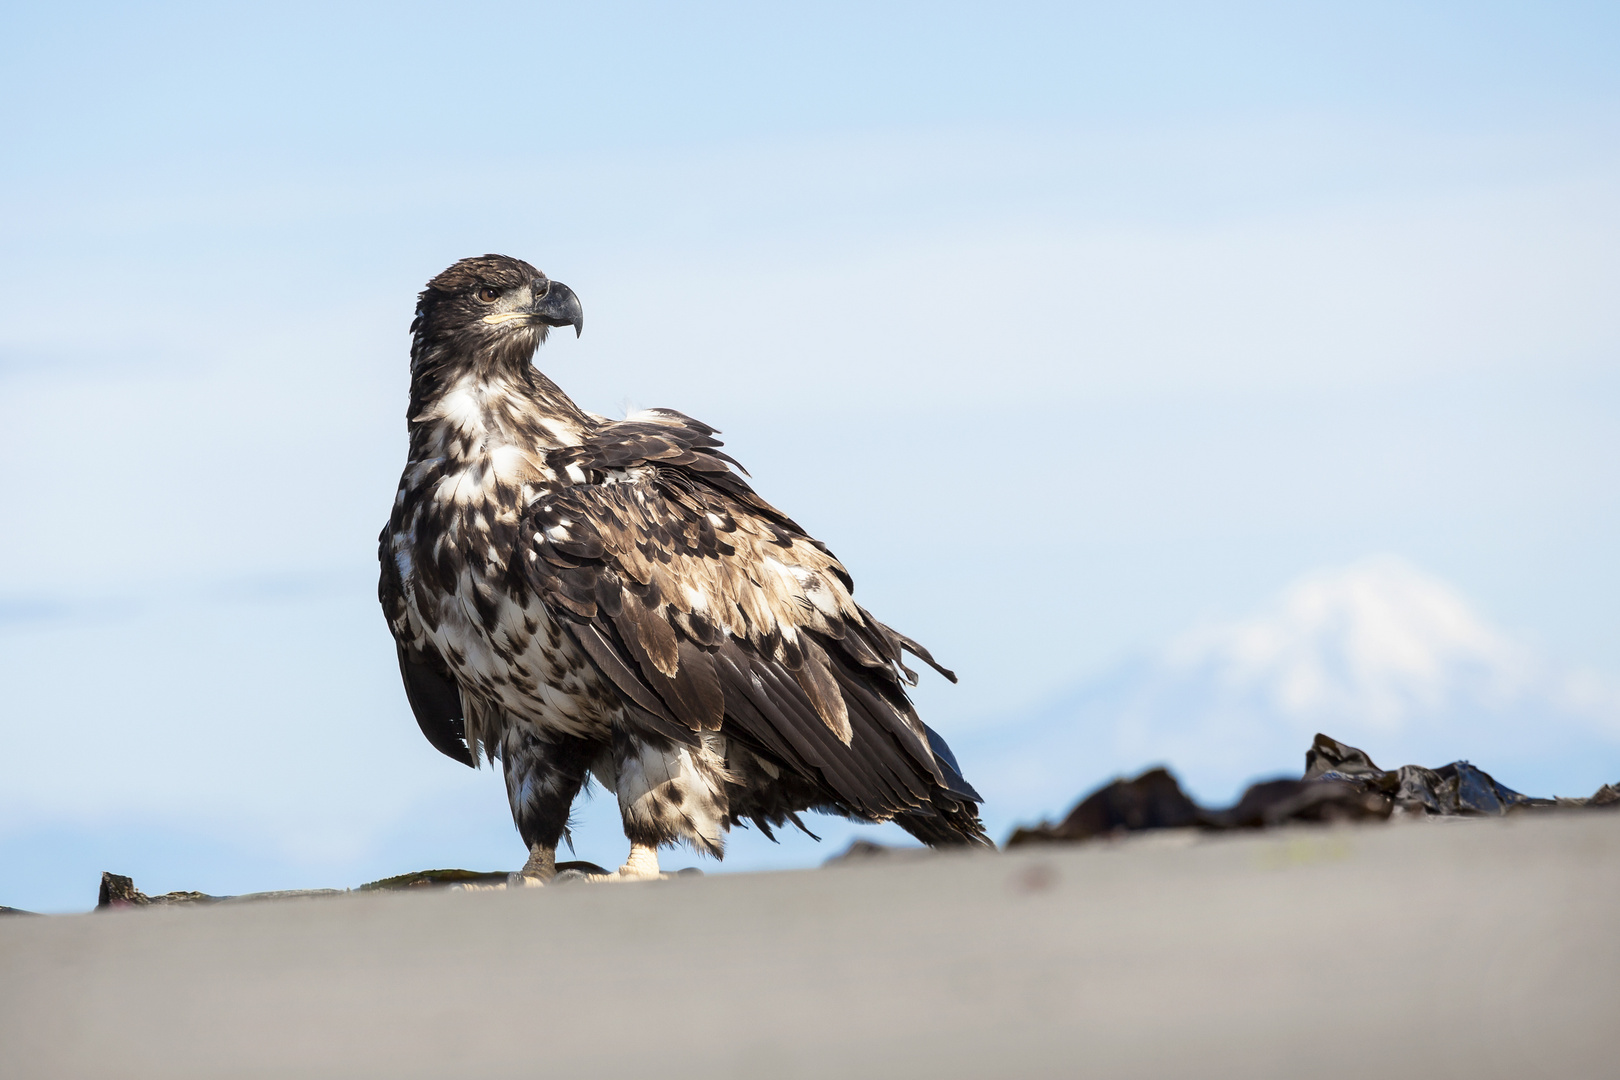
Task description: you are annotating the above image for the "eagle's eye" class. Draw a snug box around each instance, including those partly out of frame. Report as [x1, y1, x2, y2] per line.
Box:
[475, 286, 500, 304]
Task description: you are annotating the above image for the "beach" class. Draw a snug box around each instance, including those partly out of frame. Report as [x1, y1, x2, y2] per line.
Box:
[3, 809, 1615, 1078]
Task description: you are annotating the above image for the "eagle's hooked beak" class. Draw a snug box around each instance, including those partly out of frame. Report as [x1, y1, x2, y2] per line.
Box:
[529, 280, 584, 337]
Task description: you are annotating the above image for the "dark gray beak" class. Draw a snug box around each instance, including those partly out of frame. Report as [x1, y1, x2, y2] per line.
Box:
[529, 280, 583, 337]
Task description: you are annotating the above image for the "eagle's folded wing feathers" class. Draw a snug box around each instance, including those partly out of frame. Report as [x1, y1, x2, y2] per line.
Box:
[518, 413, 960, 821]
[378, 525, 476, 766]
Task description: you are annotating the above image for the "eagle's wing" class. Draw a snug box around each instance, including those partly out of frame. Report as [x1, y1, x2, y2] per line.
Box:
[520, 409, 973, 823]
[379, 526, 475, 767]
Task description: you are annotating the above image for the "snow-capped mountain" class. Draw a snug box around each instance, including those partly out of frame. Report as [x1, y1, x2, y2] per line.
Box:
[967, 557, 1620, 827]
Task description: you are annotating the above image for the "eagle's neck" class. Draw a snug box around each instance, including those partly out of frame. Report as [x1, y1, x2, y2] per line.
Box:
[406, 343, 593, 474]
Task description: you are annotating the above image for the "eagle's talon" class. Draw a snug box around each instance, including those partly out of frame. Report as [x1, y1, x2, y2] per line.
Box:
[506, 872, 546, 888]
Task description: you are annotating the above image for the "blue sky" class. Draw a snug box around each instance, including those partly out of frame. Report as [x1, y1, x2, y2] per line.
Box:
[2, 2, 1618, 910]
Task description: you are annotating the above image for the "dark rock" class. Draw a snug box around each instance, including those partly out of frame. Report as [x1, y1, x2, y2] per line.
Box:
[97, 871, 144, 908]
[1006, 767, 1200, 847]
[1303, 737, 1386, 781]
[1304, 734, 1551, 816]
[91, 864, 623, 912]
[97, 872, 221, 910]
[1006, 733, 1611, 847]
[1201, 778, 1391, 829]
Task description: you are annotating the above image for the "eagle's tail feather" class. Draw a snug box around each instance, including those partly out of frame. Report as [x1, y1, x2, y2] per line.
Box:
[894, 801, 993, 848]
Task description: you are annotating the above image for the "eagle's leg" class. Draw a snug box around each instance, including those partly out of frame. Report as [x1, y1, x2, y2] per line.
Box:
[519, 843, 556, 879]
[501, 725, 596, 883]
[614, 842, 662, 880]
[609, 725, 730, 879]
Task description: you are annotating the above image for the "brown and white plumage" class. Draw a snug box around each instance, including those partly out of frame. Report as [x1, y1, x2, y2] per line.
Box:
[380, 254, 988, 879]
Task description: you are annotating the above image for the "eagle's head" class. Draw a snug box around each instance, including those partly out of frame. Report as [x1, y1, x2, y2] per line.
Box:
[410, 254, 584, 367]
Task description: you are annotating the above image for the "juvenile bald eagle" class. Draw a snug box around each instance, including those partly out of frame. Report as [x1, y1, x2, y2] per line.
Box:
[380, 254, 988, 879]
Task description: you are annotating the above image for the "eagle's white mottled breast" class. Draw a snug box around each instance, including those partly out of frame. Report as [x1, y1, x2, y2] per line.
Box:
[390, 373, 616, 750]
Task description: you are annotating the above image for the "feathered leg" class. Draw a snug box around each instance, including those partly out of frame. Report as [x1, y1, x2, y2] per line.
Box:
[501, 725, 597, 881]
[610, 724, 732, 878]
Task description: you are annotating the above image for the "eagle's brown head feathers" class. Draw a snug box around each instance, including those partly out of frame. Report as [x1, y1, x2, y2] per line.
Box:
[410, 253, 583, 360]
[405, 254, 586, 418]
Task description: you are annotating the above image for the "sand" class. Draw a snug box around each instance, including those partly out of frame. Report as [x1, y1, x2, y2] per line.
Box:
[2, 811, 1616, 1079]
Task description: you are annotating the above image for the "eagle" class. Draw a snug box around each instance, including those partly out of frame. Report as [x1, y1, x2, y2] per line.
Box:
[379, 254, 989, 880]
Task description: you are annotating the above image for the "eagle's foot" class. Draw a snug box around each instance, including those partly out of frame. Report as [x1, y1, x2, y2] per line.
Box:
[547, 847, 700, 885]
[611, 842, 662, 881]
[511, 843, 557, 886]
